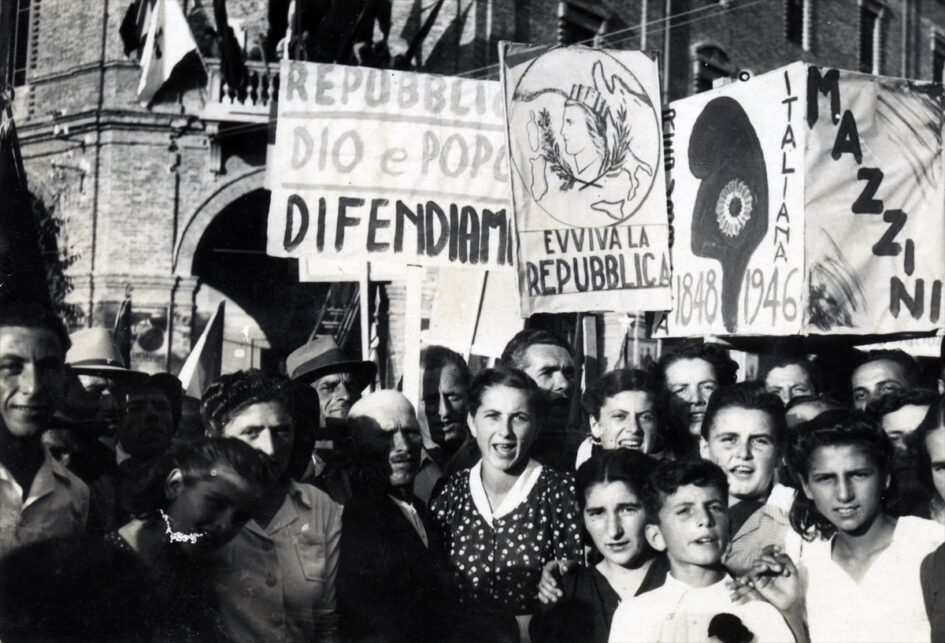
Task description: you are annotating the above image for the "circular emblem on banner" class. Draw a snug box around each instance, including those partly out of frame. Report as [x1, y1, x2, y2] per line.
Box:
[508, 47, 662, 228]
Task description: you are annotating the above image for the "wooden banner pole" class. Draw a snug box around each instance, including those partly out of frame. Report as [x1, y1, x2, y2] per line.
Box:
[360, 261, 372, 390]
[403, 264, 424, 411]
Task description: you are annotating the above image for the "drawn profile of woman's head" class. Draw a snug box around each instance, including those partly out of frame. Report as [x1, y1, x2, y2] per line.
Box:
[561, 84, 607, 174]
[689, 96, 769, 332]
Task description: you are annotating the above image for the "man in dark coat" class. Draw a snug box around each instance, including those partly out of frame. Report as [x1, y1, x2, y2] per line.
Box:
[338, 391, 452, 642]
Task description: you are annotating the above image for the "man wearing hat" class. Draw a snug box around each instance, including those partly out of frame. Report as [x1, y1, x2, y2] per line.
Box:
[286, 337, 376, 503]
[66, 328, 146, 448]
[286, 336, 376, 426]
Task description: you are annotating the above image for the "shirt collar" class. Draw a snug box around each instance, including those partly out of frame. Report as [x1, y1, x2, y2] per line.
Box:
[469, 458, 542, 528]
[0, 451, 70, 510]
[245, 481, 310, 538]
[664, 570, 731, 594]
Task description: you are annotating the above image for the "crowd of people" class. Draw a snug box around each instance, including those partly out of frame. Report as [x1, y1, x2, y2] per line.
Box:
[0, 300, 943, 642]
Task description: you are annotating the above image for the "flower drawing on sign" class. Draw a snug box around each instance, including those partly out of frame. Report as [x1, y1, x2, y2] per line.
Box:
[509, 47, 661, 228]
[689, 96, 769, 333]
[714, 179, 753, 238]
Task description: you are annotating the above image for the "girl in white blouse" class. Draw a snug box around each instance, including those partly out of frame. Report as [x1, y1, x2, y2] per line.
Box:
[746, 410, 944, 643]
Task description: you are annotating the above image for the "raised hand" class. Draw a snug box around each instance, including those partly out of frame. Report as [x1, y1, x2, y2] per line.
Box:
[746, 545, 804, 614]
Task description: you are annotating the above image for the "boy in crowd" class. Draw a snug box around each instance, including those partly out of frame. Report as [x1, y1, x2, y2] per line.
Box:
[699, 382, 793, 576]
[608, 459, 802, 643]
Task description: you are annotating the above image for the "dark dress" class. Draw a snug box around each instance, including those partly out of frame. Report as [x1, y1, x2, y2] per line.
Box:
[529, 554, 670, 643]
[430, 464, 583, 617]
[338, 480, 453, 642]
[105, 529, 228, 641]
[921, 542, 945, 643]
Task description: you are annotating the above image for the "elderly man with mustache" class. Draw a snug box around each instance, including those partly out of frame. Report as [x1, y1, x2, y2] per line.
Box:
[338, 391, 454, 642]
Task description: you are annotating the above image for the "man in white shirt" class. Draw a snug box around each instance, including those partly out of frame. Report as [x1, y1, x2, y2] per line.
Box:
[0, 303, 88, 557]
[608, 458, 802, 643]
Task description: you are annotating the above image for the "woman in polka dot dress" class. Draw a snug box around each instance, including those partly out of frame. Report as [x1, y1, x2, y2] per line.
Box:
[431, 367, 583, 633]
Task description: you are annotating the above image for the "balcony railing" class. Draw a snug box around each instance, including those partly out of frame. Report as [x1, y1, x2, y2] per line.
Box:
[201, 58, 279, 123]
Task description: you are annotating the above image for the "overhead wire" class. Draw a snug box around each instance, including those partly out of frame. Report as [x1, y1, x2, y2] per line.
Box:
[202, 0, 773, 139]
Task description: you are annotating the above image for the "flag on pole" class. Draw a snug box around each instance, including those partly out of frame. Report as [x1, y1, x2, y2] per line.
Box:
[120, 0, 156, 55]
[177, 301, 225, 398]
[0, 99, 51, 306]
[113, 297, 133, 367]
[136, 0, 202, 106]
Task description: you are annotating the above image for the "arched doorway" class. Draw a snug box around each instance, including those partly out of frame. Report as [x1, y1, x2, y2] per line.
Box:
[190, 188, 327, 372]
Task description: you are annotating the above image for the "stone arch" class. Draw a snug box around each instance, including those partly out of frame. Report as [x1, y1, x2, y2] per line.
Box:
[172, 168, 266, 276]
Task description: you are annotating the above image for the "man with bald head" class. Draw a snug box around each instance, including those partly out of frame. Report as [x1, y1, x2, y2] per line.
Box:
[338, 391, 452, 642]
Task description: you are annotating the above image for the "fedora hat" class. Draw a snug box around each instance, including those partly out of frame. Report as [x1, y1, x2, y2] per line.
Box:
[286, 336, 376, 386]
[66, 328, 146, 381]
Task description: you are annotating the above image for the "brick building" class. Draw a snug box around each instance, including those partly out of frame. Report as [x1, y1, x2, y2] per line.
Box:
[5, 0, 945, 377]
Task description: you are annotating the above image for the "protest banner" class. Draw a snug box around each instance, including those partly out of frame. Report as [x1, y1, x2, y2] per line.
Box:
[266, 60, 515, 271]
[805, 68, 945, 335]
[500, 44, 672, 315]
[660, 62, 944, 337]
[662, 63, 808, 337]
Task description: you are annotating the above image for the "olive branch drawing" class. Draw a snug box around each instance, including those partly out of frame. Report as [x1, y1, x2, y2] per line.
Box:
[537, 108, 600, 191]
[537, 104, 638, 193]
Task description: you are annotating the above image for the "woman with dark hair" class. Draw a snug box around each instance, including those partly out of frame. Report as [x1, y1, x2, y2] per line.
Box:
[431, 367, 583, 639]
[575, 369, 666, 468]
[746, 411, 943, 642]
[910, 395, 945, 641]
[654, 341, 738, 458]
[201, 369, 343, 642]
[110, 436, 271, 640]
[530, 450, 667, 643]
[910, 395, 945, 525]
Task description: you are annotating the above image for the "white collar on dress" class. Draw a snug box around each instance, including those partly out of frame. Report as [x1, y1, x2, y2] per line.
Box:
[469, 458, 542, 528]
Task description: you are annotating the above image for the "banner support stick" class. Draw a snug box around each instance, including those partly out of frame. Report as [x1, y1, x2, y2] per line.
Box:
[403, 264, 424, 411]
[360, 262, 372, 389]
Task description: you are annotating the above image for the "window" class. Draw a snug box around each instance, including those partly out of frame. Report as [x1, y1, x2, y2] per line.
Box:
[933, 32, 945, 83]
[692, 45, 733, 94]
[786, 0, 811, 50]
[6, 0, 31, 87]
[786, 0, 804, 44]
[557, 1, 605, 45]
[858, 1, 885, 74]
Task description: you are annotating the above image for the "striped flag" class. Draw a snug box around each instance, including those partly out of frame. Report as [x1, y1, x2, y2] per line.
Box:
[177, 301, 225, 398]
[113, 297, 133, 367]
[137, 0, 202, 106]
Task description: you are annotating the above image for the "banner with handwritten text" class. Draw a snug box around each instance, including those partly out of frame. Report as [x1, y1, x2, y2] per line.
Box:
[500, 44, 672, 315]
[661, 63, 808, 337]
[805, 68, 945, 335]
[266, 60, 514, 271]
